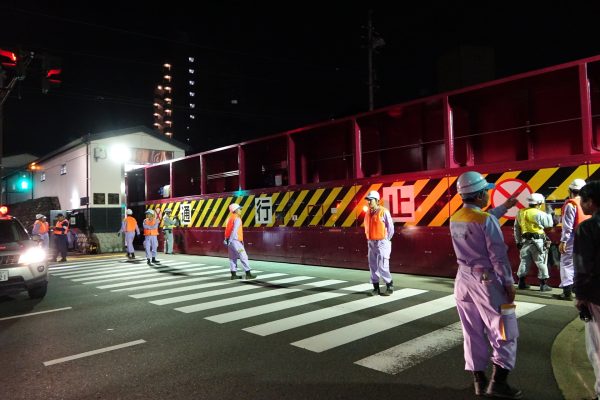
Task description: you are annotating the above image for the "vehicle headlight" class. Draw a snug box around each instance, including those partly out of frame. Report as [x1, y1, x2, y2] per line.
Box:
[19, 247, 46, 264]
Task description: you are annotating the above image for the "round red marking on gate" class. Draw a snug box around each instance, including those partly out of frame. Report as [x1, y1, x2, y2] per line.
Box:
[490, 178, 532, 220]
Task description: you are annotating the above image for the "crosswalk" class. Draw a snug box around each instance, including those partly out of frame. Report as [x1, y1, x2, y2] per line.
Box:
[49, 258, 545, 375]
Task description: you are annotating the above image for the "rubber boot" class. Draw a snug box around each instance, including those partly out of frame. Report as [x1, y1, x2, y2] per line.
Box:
[245, 271, 257, 280]
[230, 271, 241, 280]
[152, 257, 160, 264]
[553, 285, 572, 300]
[381, 281, 394, 296]
[517, 277, 530, 289]
[472, 371, 488, 396]
[369, 282, 380, 296]
[539, 279, 552, 292]
[486, 363, 522, 399]
[147, 258, 153, 266]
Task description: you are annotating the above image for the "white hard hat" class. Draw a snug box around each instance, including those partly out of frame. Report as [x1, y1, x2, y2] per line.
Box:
[568, 178, 586, 191]
[229, 203, 241, 213]
[145, 209, 155, 216]
[456, 171, 495, 196]
[36, 214, 45, 219]
[126, 209, 133, 215]
[526, 193, 545, 205]
[165, 208, 172, 213]
[364, 190, 380, 201]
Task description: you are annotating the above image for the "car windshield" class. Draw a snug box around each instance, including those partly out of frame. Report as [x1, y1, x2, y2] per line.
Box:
[0, 219, 30, 244]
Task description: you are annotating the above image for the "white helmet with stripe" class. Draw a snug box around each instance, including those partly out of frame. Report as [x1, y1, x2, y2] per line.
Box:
[229, 203, 241, 213]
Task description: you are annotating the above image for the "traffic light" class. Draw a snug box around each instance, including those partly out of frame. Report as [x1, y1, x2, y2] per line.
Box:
[0, 48, 31, 80]
[41, 54, 61, 94]
[0, 48, 17, 68]
[16, 174, 30, 191]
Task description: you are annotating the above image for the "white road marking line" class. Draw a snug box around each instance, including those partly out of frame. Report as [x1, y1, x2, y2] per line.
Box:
[354, 301, 545, 374]
[97, 268, 264, 289]
[53, 264, 155, 277]
[151, 275, 313, 306]
[58, 261, 193, 278]
[0, 307, 73, 321]
[80, 265, 219, 285]
[291, 295, 456, 353]
[49, 259, 121, 270]
[110, 272, 283, 292]
[175, 279, 345, 313]
[50, 262, 123, 274]
[127, 271, 268, 298]
[207, 283, 366, 323]
[43, 339, 146, 366]
[71, 263, 202, 282]
[244, 288, 426, 336]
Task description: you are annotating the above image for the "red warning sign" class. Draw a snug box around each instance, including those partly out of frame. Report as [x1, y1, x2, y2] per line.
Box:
[490, 179, 532, 220]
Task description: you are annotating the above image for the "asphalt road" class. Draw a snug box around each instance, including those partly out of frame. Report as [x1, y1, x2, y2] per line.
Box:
[0, 254, 578, 400]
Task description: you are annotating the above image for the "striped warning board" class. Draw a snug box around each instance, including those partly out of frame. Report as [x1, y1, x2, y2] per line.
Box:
[146, 164, 600, 229]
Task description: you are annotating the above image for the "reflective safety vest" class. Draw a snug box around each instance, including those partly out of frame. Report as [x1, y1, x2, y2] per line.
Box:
[124, 216, 138, 232]
[364, 207, 388, 240]
[516, 208, 545, 234]
[561, 197, 590, 229]
[53, 220, 69, 235]
[143, 218, 158, 236]
[34, 220, 49, 234]
[225, 213, 243, 242]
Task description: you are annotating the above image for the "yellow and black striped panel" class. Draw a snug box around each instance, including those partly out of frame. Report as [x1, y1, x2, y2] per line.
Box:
[145, 164, 600, 228]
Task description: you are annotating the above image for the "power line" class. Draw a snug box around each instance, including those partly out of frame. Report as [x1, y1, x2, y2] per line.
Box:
[1, 5, 360, 74]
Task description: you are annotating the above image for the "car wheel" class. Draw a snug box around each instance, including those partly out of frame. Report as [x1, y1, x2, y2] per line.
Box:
[28, 282, 48, 299]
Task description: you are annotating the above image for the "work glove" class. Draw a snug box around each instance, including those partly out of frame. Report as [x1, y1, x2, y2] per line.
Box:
[223, 238, 229, 246]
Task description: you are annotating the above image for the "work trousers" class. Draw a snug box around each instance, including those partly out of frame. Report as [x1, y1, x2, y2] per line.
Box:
[124, 232, 136, 253]
[54, 234, 68, 260]
[367, 239, 392, 284]
[559, 239, 574, 287]
[586, 302, 600, 398]
[144, 235, 158, 259]
[517, 239, 549, 279]
[228, 239, 251, 272]
[164, 230, 173, 253]
[454, 265, 518, 371]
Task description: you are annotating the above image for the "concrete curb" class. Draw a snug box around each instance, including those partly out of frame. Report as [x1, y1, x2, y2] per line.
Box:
[552, 316, 596, 399]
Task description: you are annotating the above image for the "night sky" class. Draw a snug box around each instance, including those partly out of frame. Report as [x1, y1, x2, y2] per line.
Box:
[2, 2, 600, 158]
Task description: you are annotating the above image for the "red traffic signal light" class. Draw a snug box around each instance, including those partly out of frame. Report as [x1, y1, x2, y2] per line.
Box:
[41, 55, 62, 94]
[0, 49, 17, 68]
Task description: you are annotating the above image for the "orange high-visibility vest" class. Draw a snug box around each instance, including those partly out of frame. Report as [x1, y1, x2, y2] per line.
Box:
[124, 216, 137, 232]
[225, 213, 243, 242]
[53, 220, 69, 235]
[34, 220, 49, 234]
[562, 197, 590, 229]
[364, 207, 388, 240]
[143, 218, 158, 236]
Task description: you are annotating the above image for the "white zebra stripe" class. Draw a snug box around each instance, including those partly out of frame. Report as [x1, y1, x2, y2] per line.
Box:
[291, 295, 456, 353]
[243, 288, 427, 336]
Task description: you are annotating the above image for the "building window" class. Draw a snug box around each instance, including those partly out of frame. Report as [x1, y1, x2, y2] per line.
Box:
[60, 164, 67, 175]
[93, 193, 106, 205]
[107, 193, 120, 205]
[40, 173, 46, 182]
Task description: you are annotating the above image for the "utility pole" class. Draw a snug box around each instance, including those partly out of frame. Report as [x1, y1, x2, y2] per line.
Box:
[367, 9, 374, 111]
[366, 9, 385, 111]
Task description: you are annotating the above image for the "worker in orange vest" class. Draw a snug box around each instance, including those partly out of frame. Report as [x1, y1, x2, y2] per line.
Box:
[364, 190, 395, 296]
[119, 208, 140, 259]
[32, 214, 50, 250]
[224, 203, 256, 280]
[556, 178, 590, 300]
[143, 209, 161, 266]
[52, 213, 69, 262]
